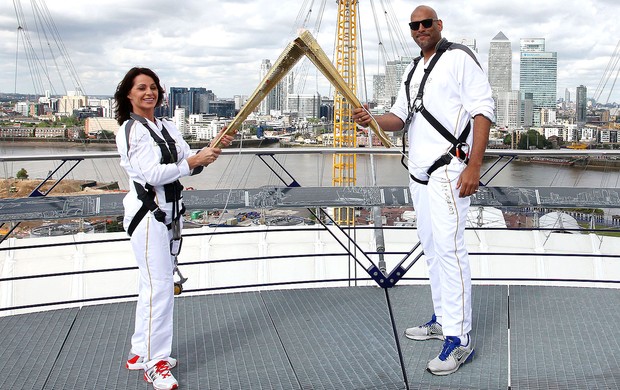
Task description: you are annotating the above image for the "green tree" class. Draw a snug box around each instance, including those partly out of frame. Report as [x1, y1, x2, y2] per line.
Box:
[98, 130, 115, 139]
[16, 168, 28, 179]
[517, 130, 550, 150]
[59, 116, 82, 127]
[105, 219, 125, 233]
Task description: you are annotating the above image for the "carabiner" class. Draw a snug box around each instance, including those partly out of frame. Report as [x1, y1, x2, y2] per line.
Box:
[173, 259, 188, 295]
[454, 142, 470, 162]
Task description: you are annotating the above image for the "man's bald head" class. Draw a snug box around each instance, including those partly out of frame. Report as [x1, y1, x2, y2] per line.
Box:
[412, 5, 438, 19]
[410, 5, 443, 58]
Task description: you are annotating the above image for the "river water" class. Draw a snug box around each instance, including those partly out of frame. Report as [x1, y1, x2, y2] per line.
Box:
[2, 142, 620, 191]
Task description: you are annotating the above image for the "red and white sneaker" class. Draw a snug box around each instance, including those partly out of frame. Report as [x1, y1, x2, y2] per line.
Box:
[144, 360, 178, 390]
[126, 354, 177, 371]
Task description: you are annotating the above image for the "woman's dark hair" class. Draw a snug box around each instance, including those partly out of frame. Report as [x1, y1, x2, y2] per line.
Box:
[114, 67, 165, 125]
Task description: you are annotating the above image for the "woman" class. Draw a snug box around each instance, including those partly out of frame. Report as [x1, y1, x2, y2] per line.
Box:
[114, 67, 234, 390]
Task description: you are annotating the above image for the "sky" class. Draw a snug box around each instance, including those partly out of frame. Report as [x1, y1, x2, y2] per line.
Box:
[0, 0, 619, 104]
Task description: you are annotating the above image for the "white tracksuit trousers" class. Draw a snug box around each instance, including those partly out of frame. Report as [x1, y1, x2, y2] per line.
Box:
[129, 213, 175, 367]
[409, 159, 472, 337]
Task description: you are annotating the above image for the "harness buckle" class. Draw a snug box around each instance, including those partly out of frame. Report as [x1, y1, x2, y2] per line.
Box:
[153, 208, 166, 223]
[412, 98, 423, 112]
[169, 216, 183, 256]
[405, 111, 414, 127]
[170, 237, 183, 256]
[438, 153, 453, 165]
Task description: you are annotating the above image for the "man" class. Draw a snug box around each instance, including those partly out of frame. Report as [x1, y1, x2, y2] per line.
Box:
[352, 5, 494, 376]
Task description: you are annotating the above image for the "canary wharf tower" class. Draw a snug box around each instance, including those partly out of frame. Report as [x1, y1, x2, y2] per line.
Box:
[488, 32, 512, 95]
[489, 32, 521, 128]
[519, 38, 557, 126]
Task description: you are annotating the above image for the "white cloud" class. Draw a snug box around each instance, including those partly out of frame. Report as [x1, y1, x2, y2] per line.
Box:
[0, 0, 618, 103]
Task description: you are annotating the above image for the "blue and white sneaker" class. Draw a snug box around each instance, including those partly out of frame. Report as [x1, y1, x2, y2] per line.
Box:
[404, 314, 444, 340]
[426, 335, 474, 375]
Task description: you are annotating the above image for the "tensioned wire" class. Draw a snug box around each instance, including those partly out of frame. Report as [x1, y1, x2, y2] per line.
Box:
[200, 136, 300, 243]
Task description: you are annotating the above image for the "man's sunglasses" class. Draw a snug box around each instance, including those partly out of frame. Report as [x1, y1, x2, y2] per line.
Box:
[408, 18, 438, 31]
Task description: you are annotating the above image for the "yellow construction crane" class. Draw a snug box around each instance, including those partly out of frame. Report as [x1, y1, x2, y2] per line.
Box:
[332, 0, 358, 225]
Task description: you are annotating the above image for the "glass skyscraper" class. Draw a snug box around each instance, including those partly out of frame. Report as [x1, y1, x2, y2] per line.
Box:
[168, 87, 215, 116]
[576, 85, 587, 123]
[385, 57, 412, 107]
[519, 38, 557, 126]
[258, 59, 273, 115]
[488, 32, 512, 95]
[168, 87, 189, 117]
[489, 32, 518, 128]
[258, 59, 291, 115]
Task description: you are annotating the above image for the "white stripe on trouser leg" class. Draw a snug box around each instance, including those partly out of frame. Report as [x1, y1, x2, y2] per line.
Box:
[409, 159, 472, 337]
[130, 213, 175, 364]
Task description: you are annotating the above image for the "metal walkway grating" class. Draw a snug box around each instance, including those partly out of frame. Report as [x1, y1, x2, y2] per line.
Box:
[262, 288, 404, 389]
[510, 286, 620, 390]
[391, 285, 509, 390]
[0, 307, 78, 390]
[172, 292, 299, 390]
[2, 285, 619, 389]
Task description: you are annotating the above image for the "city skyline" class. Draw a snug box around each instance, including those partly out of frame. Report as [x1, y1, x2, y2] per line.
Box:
[0, 0, 618, 103]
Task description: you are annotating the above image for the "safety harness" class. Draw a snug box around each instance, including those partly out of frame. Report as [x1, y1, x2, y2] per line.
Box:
[401, 38, 481, 185]
[124, 113, 185, 237]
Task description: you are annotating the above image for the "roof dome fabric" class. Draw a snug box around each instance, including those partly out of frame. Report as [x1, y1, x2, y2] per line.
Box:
[538, 211, 580, 233]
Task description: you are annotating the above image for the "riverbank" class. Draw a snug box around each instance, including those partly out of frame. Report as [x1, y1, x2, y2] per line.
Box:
[0, 178, 120, 198]
[1, 137, 281, 150]
[0, 139, 117, 150]
[517, 155, 620, 169]
[0, 178, 123, 236]
[188, 137, 279, 148]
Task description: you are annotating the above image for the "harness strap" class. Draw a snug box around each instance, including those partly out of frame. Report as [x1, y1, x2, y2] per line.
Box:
[404, 39, 480, 118]
[127, 181, 169, 236]
[400, 38, 480, 185]
[419, 108, 471, 150]
[404, 56, 422, 125]
[124, 114, 184, 236]
[124, 119, 135, 154]
[130, 113, 177, 164]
